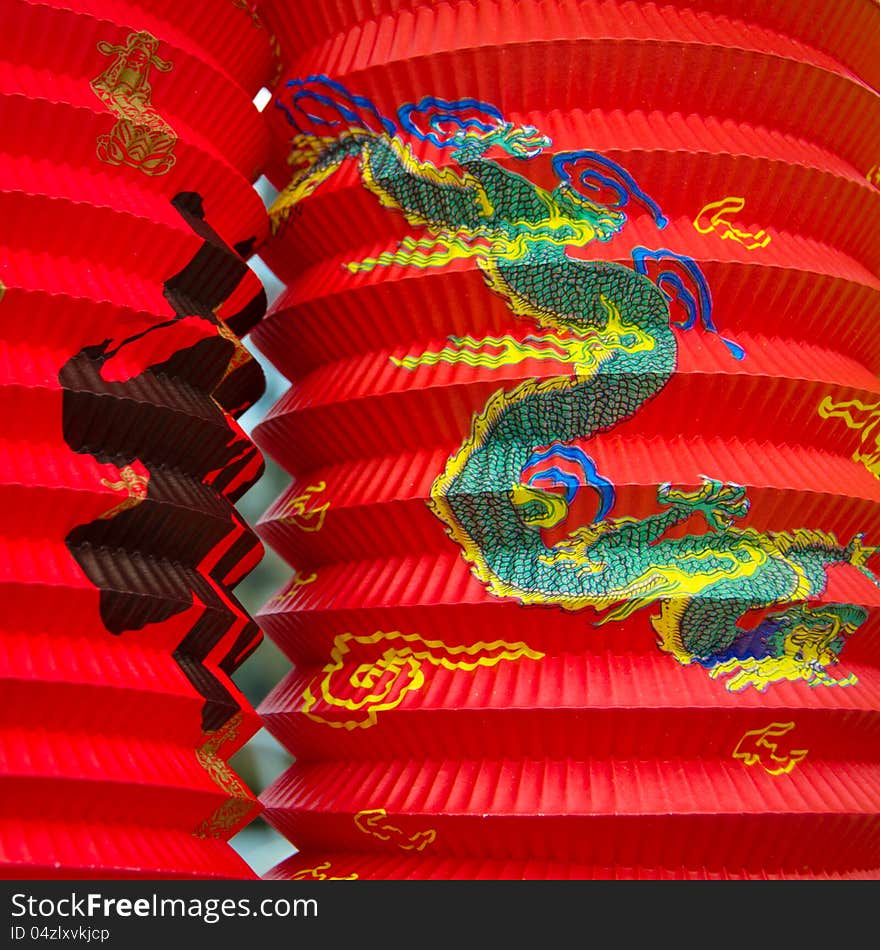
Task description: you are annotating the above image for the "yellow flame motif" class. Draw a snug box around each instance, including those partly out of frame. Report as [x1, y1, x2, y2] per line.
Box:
[392, 333, 563, 370]
[354, 809, 437, 851]
[391, 297, 654, 378]
[693, 196, 771, 250]
[818, 394, 880, 479]
[290, 862, 358, 881]
[868, 165, 880, 188]
[270, 571, 318, 607]
[280, 481, 330, 532]
[90, 31, 177, 176]
[302, 630, 544, 729]
[732, 722, 808, 775]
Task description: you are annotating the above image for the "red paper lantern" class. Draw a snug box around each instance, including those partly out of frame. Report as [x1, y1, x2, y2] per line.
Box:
[0, 0, 277, 877]
[249, 0, 880, 879]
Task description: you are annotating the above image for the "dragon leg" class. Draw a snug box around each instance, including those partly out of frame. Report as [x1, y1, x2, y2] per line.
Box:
[656, 551, 811, 662]
[657, 477, 750, 530]
[655, 592, 868, 691]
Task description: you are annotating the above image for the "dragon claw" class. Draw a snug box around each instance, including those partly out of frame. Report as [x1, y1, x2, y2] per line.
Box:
[658, 475, 750, 530]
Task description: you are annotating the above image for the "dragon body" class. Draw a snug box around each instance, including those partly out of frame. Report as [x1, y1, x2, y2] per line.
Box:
[271, 79, 877, 690]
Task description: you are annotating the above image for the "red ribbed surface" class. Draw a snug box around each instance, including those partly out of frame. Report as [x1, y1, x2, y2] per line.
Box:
[0, 0, 274, 878]
[251, 0, 880, 878]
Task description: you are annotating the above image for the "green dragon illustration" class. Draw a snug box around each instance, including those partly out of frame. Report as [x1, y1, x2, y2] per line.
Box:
[271, 77, 876, 691]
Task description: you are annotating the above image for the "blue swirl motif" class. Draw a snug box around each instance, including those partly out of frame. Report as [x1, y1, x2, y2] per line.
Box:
[524, 444, 616, 523]
[398, 96, 506, 147]
[554, 151, 669, 229]
[276, 73, 397, 136]
[632, 246, 746, 359]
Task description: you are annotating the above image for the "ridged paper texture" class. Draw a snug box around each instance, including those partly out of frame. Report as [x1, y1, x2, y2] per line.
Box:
[251, 0, 880, 878]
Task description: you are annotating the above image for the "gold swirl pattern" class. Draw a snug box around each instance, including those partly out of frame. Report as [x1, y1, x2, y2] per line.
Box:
[693, 196, 770, 250]
[303, 631, 544, 729]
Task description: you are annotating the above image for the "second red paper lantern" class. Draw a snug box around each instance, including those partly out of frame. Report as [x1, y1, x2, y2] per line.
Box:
[251, 0, 880, 879]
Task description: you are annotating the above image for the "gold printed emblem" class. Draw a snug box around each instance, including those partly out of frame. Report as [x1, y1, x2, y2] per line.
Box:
[280, 481, 330, 532]
[231, 0, 263, 27]
[303, 630, 544, 730]
[193, 713, 259, 838]
[98, 464, 149, 520]
[354, 809, 437, 852]
[868, 165, 880, 188]
[693, 196, 771, 250]
[213, 320, 255, 396]
[732, 721, 808, 776]
[90, 30, 177, 176]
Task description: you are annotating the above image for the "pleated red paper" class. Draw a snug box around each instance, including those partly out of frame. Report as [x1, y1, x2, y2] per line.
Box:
[250, 0, 880, 878]
[0, 0, 275, 878]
